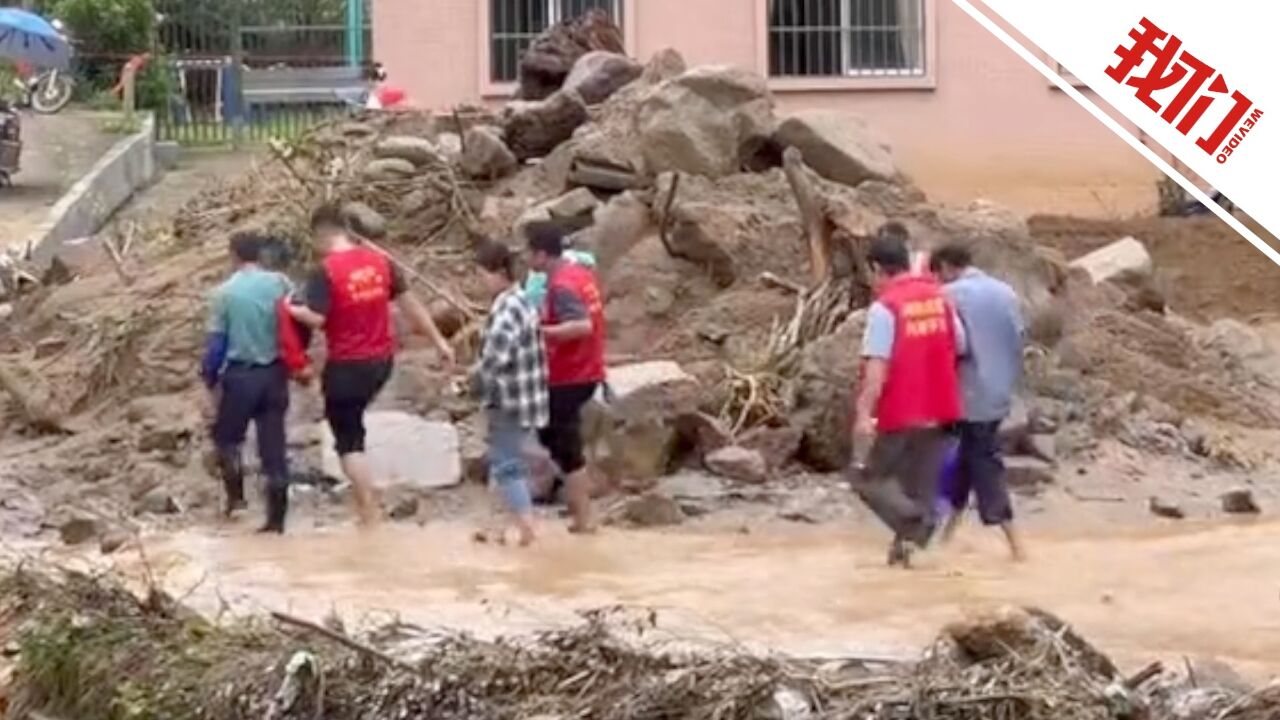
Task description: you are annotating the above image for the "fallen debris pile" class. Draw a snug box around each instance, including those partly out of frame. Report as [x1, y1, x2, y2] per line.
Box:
[1, 567, 1272, 720]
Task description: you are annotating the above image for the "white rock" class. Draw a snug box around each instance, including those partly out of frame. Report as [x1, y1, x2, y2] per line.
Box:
[607, 360, 696, 403]
[1070, 237, 1152, 284]
[318, 411, 461, 490]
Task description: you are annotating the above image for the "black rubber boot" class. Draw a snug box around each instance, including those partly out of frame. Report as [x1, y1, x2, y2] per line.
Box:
[216, 448, 247, 517]
[258, 476, 288, 534]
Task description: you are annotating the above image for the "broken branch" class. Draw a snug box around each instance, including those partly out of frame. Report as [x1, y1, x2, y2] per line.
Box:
[782, 147, 832, 287]
[658, 172, 681, 258]
[270, 611, 421, 676]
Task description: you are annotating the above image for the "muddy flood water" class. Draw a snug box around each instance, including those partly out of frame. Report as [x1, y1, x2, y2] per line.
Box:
[107, 517, 1280, 682]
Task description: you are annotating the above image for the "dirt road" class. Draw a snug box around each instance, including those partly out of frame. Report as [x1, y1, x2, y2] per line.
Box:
[0, 112, 120, 250]
[123, 518, 1280, 682]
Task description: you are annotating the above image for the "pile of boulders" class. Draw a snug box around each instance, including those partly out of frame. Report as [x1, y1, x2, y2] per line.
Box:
[317, 14, 1253, 510]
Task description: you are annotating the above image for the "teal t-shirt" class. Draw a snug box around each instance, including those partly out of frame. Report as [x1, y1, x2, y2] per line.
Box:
[208, 268, 292, 365]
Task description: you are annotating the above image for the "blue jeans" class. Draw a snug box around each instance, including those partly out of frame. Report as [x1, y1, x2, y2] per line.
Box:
[488, 410, 533, 514]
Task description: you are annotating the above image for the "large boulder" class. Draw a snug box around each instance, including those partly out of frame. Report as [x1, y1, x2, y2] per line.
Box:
[564, 51, 642, 105]
[774, 110, 898, 187]
[792, 311, 866, 471]
[503, 89, 591, 161]
[575, 191, 653, 279]
[595, 361, 700, 482]
[738, 424, 803, 472]
[513, 187, 600, 241]
[460, 126, 518, 180]
[636, 66, 775, 178]
[318, 411, 461, 491]
[516, 8, 625, 100]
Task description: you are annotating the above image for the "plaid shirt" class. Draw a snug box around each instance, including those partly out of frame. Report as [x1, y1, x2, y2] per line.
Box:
[472, 286, 550, 429]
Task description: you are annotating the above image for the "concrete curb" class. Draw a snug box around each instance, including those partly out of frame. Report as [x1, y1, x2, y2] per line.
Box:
[23, 113, 157, 267]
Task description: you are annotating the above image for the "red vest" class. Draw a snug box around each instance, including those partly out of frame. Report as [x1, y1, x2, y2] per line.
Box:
[543, 262, 606, 386]
[322, 247, 397, 362]
[872, 273, 962, 433]
[275, 298, 311, 378]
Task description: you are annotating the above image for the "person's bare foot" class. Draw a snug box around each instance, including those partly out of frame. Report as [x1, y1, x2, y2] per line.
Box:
[1002, 523, 1026, 562]
[567, 523, 597, 535]
[517, 527, 536, 547]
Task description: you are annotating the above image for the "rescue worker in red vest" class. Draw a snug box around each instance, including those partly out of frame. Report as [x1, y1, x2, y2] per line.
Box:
[525, 222, 606, 534]
[290, 204, 455, 526]
[849, 223, 967, 568]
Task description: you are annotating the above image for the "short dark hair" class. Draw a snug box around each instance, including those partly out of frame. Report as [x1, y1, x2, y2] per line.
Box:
[867, 223, 911, 274]
[259, 236, 292, 269]
[526, 221, 564, 258]
[310, 203, 345, 233]
[229, 232, 263, 263]
[929, 244, 973, 273]
[475, 240, 516, 280]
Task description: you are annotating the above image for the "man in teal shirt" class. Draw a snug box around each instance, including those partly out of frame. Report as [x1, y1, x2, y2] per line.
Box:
[201, 232, 294, 533]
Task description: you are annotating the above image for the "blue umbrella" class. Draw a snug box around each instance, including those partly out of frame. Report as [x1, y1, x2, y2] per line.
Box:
[0, 9, 70, 70]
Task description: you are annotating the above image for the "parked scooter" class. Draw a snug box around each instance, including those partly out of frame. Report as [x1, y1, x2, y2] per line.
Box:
[9, 18, 75, 114]
[18, 66, 74, 114]
[0, 100, 21, 187]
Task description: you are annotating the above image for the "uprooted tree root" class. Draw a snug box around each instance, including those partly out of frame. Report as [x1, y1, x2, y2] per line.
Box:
[4, 566, 1272, 720]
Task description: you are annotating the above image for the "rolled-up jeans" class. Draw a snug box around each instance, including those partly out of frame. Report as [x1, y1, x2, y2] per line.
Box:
[487, 409, 533, 514]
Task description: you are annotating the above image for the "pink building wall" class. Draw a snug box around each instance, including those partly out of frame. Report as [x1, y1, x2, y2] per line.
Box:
[372, 0, 1161, 217]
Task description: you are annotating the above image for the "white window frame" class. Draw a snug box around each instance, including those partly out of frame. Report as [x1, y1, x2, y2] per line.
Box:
[481, 0, 629, 93]
[757, 0, 937, 92]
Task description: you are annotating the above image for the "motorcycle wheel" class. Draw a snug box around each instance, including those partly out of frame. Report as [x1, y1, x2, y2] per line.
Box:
[30, 75, 73, 114]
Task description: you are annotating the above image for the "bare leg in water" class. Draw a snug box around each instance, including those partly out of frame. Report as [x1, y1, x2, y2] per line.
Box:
[565, 468, 595, 534]
[1002, 521, 1026, 562]
[340, 452, 379, 526]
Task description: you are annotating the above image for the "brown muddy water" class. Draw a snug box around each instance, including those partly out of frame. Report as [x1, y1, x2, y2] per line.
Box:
[111, 517, 1280, 681]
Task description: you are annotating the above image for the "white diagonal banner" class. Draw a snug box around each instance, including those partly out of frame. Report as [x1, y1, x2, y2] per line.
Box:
[955, 1, 1280, 266]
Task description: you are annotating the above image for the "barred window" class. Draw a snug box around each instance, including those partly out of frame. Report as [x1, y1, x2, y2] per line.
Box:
[490, 0, 624, 83]
[769, 0, 926, 78]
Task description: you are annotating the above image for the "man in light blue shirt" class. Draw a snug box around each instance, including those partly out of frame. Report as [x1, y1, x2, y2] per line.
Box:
[930, 244, 1026, 561]
[201, 232, 294, 533]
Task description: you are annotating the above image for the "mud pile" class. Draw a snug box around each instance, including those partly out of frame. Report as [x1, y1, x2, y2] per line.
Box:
[3, 566, 1273, 720]
[0, 15, 1278, 539]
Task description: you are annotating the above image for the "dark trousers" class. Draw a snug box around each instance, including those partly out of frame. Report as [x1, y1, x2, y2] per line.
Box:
[952, 420, 1014, 525]
[538, 382, 597, 476]
[853, 427, 949, 546]
[212, 362, 290, 524]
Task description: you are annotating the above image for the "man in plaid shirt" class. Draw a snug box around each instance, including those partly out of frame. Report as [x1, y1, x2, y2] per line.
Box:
[470, 241, 549, 546]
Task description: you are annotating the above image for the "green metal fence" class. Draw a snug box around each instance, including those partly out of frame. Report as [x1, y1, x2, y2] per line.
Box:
[154, 0, 372, 146]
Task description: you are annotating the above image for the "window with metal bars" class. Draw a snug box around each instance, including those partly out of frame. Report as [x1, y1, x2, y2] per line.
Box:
[490, 0, 623, 83]
[768, 0, 926, 78]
